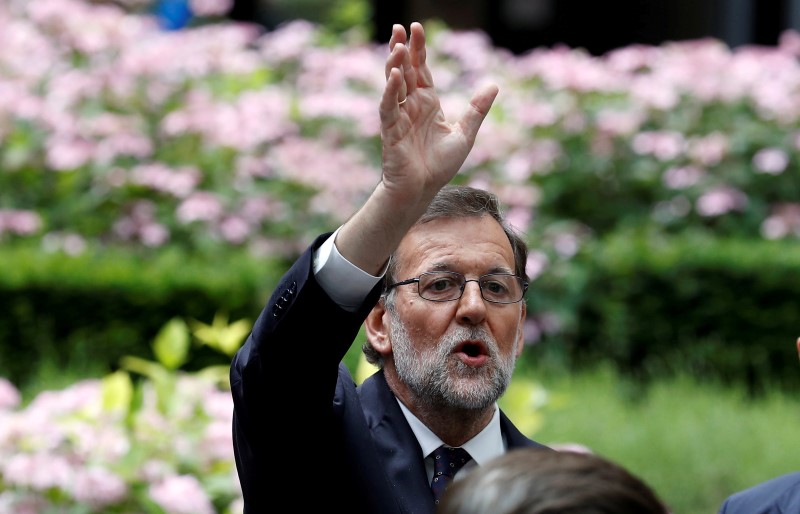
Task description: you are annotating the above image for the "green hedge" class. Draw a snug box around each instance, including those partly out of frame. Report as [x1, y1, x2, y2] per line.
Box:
[529, 232, 800, 394]
[0, 245, 286, 391]
[4, 235, 799, 396]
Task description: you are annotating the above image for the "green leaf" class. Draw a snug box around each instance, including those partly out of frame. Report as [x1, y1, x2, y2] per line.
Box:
[152, 317, 190, 370]
[101, 370, 133, 414]
[191, 312, 251, 357]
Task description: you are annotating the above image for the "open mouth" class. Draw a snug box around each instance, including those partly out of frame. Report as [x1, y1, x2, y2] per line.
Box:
[453, 340, 489, 364]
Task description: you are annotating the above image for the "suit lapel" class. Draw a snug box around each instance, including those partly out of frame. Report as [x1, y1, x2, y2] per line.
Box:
[359, 370, 436, 514]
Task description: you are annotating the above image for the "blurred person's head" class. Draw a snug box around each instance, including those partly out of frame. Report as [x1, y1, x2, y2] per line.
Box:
[438, 447, 670, 514]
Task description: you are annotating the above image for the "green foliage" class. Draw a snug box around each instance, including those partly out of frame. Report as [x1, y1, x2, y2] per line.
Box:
[527, 365, 800, 514]
[190, 312, 253, 358]
[117, 313, 250, 413]
[0, 245, 279, 396]
[273, 0, 372, 35]
[526, 232, 800, 393]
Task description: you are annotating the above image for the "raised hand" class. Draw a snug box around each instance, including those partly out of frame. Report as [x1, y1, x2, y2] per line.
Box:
[335, 22, 499, 275]
[379, 22, 499, 206]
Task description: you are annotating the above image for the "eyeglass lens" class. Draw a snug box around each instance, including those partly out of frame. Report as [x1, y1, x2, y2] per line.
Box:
[417, 272, 523, 303]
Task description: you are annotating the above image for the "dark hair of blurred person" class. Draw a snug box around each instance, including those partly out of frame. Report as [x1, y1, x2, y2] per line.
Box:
[438, 447, 670, 514]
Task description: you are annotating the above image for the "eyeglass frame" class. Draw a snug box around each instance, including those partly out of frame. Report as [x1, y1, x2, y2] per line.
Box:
[384, 271, 529, 304]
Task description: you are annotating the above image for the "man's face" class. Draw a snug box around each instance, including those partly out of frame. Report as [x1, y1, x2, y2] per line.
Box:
[382, 215, 526, 410]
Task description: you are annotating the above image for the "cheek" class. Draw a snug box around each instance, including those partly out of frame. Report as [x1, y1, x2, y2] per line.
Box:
[494, 311, 524, 347]
[401, 303, 451, 339]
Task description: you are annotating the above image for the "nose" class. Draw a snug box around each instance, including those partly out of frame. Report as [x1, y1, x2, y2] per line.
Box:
[456, 280, 487, 324]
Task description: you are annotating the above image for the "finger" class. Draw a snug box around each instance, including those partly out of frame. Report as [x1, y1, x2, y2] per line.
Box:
[456, 83, 499, 146]
[380, 67, 405, 124]
[385, 42, 407, 80]
[389, 23, 407, 51]
[398, 43, 413, 100]
[409, 22, 433, 88]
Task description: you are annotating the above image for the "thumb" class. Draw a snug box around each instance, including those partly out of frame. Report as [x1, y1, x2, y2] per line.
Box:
[456, 83, 499, 146]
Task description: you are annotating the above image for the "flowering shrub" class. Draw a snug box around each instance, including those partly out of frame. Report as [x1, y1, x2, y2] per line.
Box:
[3, 0, 800, 261]
[0, 316, 245, 514]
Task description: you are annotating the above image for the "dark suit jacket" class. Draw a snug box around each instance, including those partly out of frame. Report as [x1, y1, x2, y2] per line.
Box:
[718, 472, 800, 514]
[230, 234, 549, 514]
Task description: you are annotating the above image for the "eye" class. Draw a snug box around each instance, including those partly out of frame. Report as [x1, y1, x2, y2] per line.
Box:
[426, 275, 459, 292]
[482, 279, 509, 295]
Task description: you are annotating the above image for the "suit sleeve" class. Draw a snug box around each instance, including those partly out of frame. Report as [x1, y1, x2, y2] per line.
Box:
[229, 233, 383, 512]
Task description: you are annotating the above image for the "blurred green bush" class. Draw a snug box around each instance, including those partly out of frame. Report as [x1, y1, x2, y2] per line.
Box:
[2, 0, 800, 395]
[527, 232, 800, 394]
[0, 245, 283, 392]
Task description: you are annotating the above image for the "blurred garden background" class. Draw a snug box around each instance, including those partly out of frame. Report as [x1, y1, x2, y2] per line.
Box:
[1, 0, 799, 513]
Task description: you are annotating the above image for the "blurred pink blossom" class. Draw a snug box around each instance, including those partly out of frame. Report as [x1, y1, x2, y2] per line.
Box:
[662, 165, 704, 189]
[526, 251, 550, 281]
[72, 467, 128, 508]
[696, 186, 748, 217]
[149, 475, 215, 514]
[129, 163, 201, 197]
[595, 109, 645, 136]
[140, 222, 170, 247]
[3, 453, 73, 491]
[256, 19, 318, 64]
[45, 136, 95, 170]
[0, 210, 42, 236]
[219, 216, 251, 244]
[190, 0, 233, 17]
[761, 203, 800, 239]
[176, 191, 224, 223]
[687, 132, 729, 166]
[752, 147, 788, 174]
[0, 378, 20, 410]
[631, 131, 686, 161]
[41, 232, 87, 255]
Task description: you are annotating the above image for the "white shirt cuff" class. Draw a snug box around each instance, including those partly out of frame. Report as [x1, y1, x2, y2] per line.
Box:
[313, 227, 386, 312]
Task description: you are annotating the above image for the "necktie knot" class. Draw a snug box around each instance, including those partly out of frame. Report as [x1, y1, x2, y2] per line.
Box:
[430, 445, 472, 504]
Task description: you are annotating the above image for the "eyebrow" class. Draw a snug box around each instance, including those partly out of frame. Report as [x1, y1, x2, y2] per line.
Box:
[422, 263, 515, 275]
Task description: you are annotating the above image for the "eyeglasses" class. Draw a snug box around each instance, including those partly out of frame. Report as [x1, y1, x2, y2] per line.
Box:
[385, 271, 528, 304]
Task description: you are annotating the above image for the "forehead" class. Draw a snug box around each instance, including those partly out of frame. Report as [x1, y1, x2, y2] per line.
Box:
[395, 215, 515, 276]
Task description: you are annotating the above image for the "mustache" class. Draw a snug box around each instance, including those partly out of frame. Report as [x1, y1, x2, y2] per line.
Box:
[440, 326, 498, 354]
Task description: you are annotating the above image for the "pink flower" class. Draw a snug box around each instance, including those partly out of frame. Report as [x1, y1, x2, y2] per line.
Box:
[176, 192, 224, 224]
[0, 210, 42, 236]
[3, 453, 73, 491]
[662, 166, 704, 190]
[760, 203, 800, 239]
[140, 223, 170, 247]
[219, 216, 251, 245]
[149, 475, 215, 514]
[72, 467, 128, 508]
[190, 0, 233, 17]
[526, 251, 550, 281]
[631, 131, 686, 161]
[696, 186, 748, 217]
[687, 132, 729, 166]
[0, 378, 20, 410]
[752, 148, 788, 175]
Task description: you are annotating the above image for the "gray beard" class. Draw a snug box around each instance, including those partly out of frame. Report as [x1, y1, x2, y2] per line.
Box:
[390, 317, 517, 411]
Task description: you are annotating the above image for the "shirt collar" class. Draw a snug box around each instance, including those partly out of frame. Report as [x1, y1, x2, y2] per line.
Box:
[396, 397, 505, 466]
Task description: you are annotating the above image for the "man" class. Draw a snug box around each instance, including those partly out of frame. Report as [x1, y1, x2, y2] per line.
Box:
[717, 337, 800, 514]
[230, 21, 549, 514]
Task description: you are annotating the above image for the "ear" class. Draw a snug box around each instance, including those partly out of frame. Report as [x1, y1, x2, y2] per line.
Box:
[365, 300, 393, 357]
[515, 302, 527, 357]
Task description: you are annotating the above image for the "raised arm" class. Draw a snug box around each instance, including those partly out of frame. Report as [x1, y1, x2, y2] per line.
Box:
[335, 22, 499, 275]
